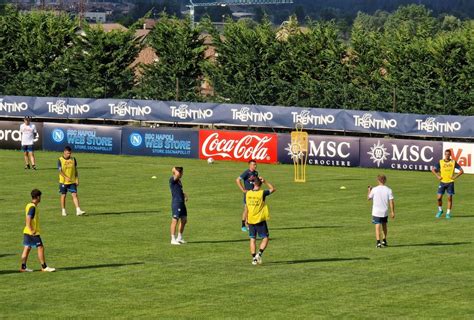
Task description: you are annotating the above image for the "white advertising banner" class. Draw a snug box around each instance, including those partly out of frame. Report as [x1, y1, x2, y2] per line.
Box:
[443, 142, 474, 174]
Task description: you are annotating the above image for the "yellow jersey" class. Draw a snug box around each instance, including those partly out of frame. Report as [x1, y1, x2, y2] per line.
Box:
[438, 159, 459, 183]
[23, 203, 40, 235]
[58, 156, 77, 184]
[246, 189, 270, 224]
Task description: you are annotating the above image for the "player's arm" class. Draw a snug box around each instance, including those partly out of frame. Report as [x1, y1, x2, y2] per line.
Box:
[453, 162, 464, 180]
[235, 176, 246, 193]
[431, 164, 442, 180]
[26, 207, 36, 234]
[367, 186, 373, 201]
[74, 158, 79, 185]
[262, 178, 276, 193]
[389, 199, 395, 219]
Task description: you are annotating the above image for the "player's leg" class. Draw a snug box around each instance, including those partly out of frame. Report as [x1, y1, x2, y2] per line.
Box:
[60, 192, 67, 216]
[446, 195, 453, 219]
[382, 222, 388, 246]
[241, 201, 248, 232]
[71, 189, 85, 216]
[38, 244, 55, 272]
[20, 246, 32, 272]
[250, 238, 258, 265]
[375, 223, 382, 248]
[28, 149, 36, 169]
[256, 222, 269, 264]
[177, 217, 187, 244]
[436, 183, 445, 218]
[170, 218, 180, 245]
[23, 150, 30, 169]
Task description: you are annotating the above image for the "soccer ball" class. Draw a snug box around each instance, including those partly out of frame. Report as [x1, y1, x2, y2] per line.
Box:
[207, 157, 214, 164]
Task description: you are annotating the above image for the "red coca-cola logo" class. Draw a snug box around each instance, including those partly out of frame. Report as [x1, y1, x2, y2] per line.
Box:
[199, 130, 278, 163]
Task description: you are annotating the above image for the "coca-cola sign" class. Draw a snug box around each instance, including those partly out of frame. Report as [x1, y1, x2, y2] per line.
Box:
[199, 130, 278, 163]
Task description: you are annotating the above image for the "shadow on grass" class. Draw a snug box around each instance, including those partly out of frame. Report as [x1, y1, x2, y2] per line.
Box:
[0, 253, 15, 258]
[60, 262, 144, 271]
[272, 226, 343, 230]
[0, 262, 144, 275]
[189, 239, 254, 244]
[391, 242, 471, 248]
[268, 257, 370, 265]
[452, 215, 474, 218]
[91, 210, 159, 216]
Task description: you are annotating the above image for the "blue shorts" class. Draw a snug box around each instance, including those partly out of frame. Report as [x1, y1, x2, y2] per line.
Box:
[59, 183, 77, 194]
[372, 216, 388, 224]
[438, 182, 455, 196]
[172, 202, 187, 219]
[249, 221, 269, 239]
[23, 234, 43, 248]
[22, 145, 33, 152]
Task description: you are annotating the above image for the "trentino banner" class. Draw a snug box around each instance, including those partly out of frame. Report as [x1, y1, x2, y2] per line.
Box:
[1, 96, 473, 139]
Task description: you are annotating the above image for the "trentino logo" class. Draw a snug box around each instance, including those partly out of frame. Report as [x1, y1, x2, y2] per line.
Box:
[47, 100, 90, 115]
[52, 128, 65, 143]
[0, 98, 28, 113]
[415, 117, 461, 133]
[353, 113, 397, 130]
[231, 107, 273, 122]
[291, 110, 335, 126]
[367, 140, 390, 167]
[109, 102, 152, 117]
[170, 104, 213, 120]
[129, 132, 143, 147]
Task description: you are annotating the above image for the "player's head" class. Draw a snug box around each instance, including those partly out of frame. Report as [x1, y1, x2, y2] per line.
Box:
[63, 146, 72, 159]
[377, 174, 387, 185]
[174, 166, 184, 178]
[253, 177, 263, 190]
[31, 189, 42, 203]
[24, 116, 31, 124]
[248, 159, 257, 171]
[444, 149, 452, 160]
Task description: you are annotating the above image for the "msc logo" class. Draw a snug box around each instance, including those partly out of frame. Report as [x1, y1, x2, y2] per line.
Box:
[367, 140, 390, 167]
[129, 132, 143, 147]
[52, 128, 65, 143]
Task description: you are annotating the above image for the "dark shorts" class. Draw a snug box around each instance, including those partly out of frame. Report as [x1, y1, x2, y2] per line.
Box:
[372, 216, 388, 224]
[438, 182, 455, 196]
[172, 202, 187, 219]
[249, 221, 269, 239]
[59, 183, 77, 194]
[23, 234, 43, 248]
[22, 145, 34, 152]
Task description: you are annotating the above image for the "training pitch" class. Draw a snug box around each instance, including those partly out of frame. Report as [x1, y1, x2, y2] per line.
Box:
[0, 150, 473, 318]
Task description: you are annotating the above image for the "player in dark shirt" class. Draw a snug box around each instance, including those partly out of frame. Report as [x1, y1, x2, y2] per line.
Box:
[169, 167, 188, 245]
[235, 160, 260, 232]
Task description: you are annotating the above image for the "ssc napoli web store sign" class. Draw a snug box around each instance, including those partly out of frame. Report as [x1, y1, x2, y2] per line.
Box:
[277, 134, 360, 167]
[43, 123, 121, 154]
[0, 120, 43, 150]
[360, 138, 443, 171]
[121, 127, 199, 158]
[199, 130, 278, 164]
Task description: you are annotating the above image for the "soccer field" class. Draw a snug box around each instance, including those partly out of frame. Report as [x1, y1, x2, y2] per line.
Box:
[0, 149, 473, 318]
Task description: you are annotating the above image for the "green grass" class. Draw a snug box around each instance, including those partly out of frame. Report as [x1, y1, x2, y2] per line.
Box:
[0, 149, 473, 319]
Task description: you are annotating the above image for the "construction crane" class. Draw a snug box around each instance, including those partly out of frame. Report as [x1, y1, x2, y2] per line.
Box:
[187, 0, 293, 27]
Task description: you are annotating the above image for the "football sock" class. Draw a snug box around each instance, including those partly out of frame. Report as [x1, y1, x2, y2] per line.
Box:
[171, 235, 176, 241]
[258, 249, 264, 256]
[62, 208, 66, 214]
[241, 220, 246, 227]
[447, 209, 451, 214]
[41, 263, 47, 269]
[21, 263, 27, 269]
[252, 253, 256, 257]
[377, 240, 381, 244]
[177, 233, 183, 240]
[438, 206, 442, 211]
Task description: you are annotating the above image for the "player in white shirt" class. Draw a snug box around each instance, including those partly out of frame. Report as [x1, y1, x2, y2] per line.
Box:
[368, 174, 395, 248]
[20, 117, 38, 170]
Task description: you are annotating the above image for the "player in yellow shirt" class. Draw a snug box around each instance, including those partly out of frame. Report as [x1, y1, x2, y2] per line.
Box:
[431, 149, 464, 219]
[20, 189, 55, 272]
[245, 177, 276, 265]
[58, 146, 86, 216]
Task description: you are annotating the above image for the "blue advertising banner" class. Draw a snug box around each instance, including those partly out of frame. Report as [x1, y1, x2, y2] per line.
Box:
[278, 134, 360, 167]
[1, 96, 473, 138]
[122, 127, 199, 158]
[42, 123, 122, 154]
[359, 137, 443, 171]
